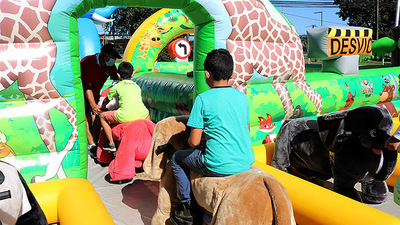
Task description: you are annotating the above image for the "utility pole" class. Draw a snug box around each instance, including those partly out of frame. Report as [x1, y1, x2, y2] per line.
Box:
[314, 11, 323, 26]
[103, 24, 106, 45]
[396, 0, 400, 26]
[377, 0, 379, 40]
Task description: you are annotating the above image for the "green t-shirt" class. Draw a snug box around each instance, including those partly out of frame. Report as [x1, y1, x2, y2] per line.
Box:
[107, 79, 149, 123]
[187, 87, 254, 175]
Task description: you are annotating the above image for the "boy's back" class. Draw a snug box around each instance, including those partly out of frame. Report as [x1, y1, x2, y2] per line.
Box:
[187, 87, 254, 175]
[108, 80, 148, 123]
[169, 49, 254, 224]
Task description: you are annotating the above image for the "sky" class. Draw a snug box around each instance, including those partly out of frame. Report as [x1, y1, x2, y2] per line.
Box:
[99, 1, 349, 37]
[271, 1, 349, 35]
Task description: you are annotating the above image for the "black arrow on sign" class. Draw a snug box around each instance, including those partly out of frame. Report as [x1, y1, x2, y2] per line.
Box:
[178, 43, 188, 55]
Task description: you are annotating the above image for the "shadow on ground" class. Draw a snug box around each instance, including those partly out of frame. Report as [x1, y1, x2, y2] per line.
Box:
[121, 178, 159, 223]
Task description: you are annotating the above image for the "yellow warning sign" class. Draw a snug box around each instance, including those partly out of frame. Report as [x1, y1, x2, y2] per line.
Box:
[327, 28, 373, 57]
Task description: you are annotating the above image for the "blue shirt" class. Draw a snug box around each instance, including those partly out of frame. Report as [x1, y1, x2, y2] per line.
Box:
[187, 87, 254, 175]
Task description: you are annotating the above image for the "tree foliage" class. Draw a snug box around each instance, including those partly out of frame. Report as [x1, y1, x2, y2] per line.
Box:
[333, 0, 397, 39]
[104, 7, 160, 38]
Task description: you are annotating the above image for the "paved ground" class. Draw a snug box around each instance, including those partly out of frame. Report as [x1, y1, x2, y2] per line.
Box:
[87, 159, 159, 225]
[87, 158, 400, 225]
[366, 185, 400, 218]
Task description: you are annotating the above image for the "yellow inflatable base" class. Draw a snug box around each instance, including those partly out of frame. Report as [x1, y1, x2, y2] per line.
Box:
[254, 161, 400, 225]
[387, 116, 400, 186]
[253, 142, 400, 225]
[28, 178, 114, 225]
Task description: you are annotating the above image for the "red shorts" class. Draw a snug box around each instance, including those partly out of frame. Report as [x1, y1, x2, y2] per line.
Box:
[104, 111, 119, 124]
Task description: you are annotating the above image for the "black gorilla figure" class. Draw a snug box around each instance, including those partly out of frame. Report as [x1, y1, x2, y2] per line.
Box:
[272, 106, 398, 203]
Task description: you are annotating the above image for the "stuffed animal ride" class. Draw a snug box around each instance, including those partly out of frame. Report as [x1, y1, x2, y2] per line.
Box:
[272, 105, 397, 203]
[143, 116, 296, 225]
[96, 119, 155, 182]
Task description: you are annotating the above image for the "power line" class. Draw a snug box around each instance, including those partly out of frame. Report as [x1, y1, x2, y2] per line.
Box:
[271, 0, 338, 8]
[269, 0, 348, 26]
[271, 0, 395, 8]
[284, 12, 348, 26]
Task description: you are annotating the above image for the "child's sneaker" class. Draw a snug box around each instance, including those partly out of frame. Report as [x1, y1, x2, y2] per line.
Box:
[103, 143, 116, 152]
[170, 203, 200, 225]
[88, 144, 97, 159]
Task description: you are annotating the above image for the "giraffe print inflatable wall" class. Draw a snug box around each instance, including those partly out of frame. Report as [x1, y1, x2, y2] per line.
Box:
[222, 0, 322, 119]
[0, 0, 78, 182]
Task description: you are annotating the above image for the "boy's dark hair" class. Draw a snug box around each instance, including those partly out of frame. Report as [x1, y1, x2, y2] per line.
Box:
[118, 62, 134, 79]
[203, 49, 234, 81]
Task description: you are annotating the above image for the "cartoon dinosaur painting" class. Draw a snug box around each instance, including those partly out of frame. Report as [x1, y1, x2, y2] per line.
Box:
[135, 23, 172, 59]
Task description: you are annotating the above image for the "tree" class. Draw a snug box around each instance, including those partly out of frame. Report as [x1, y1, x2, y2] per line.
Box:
[104, 7, 160, 38]
[334, 0, 397, 39]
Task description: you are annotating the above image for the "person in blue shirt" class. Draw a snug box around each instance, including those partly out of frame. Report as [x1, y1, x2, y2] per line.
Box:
[170, 49, 255, 225]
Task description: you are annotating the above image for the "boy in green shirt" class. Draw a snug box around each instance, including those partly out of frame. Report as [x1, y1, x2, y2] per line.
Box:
[100, 62, 149, 152]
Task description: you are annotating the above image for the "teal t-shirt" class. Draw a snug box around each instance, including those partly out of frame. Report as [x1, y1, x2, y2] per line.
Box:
[187, 87, 255, 175]
[107, 79, 149, 123]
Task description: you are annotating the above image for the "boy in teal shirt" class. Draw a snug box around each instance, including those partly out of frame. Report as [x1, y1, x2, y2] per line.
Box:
[170, 49, 255, 224]
[100, 62, 149, 152]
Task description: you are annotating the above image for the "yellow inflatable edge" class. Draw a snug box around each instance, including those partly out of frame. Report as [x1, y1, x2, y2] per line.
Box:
[28, 178, 114, 225]
[254, 161, 400, 225]
[387, 116, 400, 186]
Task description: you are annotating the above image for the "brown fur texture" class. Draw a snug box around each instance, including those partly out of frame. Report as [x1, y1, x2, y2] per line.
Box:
[143, 116, 295, 225]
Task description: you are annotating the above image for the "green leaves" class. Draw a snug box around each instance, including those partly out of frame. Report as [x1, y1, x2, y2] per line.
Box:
[104, 7, 160, 37]
[334, 0, 397, 39]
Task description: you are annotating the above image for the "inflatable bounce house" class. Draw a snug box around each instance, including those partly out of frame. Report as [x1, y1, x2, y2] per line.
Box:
[1, 0, 400, 224]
